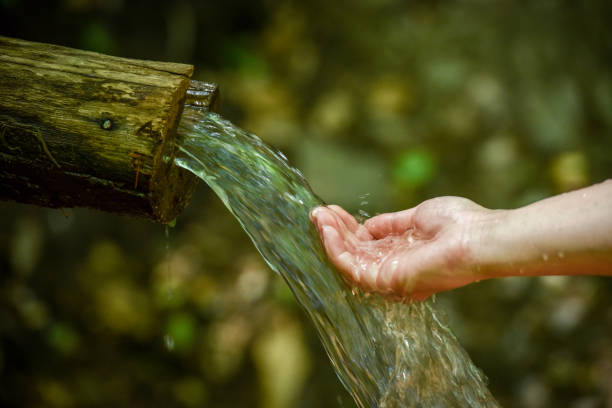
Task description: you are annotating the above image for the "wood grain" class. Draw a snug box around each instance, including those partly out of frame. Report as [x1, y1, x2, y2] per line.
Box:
[0, 36, 218, 222]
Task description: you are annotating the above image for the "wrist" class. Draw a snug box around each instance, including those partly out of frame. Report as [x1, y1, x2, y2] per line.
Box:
[471, 208, 523, 279]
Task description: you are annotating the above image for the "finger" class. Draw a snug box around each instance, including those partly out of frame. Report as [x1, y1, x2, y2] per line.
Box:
[321, 225, 347, 258]
[379, 241, 441, 297]
[309, 206, 323, 222]
[327, 205, 359, 232]
[321, 226, 360, 283]
[311, 207, 345, 234]
[364, 207, 417, 239]
[311, 207, 365, 256]
[309, 206, 325, 233]
[360, 262, 380, 292]
[376, 257, 399, 292]
[312, 208, 370, 285]
[337, 252, 360, 284]
[327, 205, 373, 241]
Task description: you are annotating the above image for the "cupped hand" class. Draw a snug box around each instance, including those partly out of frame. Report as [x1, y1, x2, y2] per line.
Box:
[310, 197, 493, 301]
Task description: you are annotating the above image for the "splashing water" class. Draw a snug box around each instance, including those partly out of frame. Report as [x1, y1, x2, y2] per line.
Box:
[175, 107, 499, 407]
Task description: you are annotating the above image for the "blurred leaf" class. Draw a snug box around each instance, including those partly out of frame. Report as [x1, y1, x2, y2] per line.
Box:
[424, 59, 468, 90]
[166, 312, 197, 351]
[222, 41, 268, 75]
[80, 22, 114, 54]
[392, 149, 436, 189]
[173, 377, 208, 407]
[252, 315, 311, 408]
[550, 151, 589, 192]
[12, 285, 48, 329]
[11, 217, 43, 276]
[38, 379, 74, 407]
[48, 323, 80, 355]
[95, 281, 153, 338]
[87, 240, 125, 277]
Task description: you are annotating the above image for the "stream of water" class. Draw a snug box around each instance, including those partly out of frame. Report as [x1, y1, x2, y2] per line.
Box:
[175, 107, 499, 407]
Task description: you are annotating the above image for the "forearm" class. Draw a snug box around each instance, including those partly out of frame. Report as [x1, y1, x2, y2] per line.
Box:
[477, 179, 612, 279]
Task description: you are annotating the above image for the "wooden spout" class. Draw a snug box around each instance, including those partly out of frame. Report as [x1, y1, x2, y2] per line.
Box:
[0, 36, 218, 223]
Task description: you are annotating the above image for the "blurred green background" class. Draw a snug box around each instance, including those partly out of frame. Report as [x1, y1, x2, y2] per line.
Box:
[1, 0, 612, 407]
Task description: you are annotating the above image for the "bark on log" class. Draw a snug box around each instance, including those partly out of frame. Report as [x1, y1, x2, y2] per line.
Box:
[0, 36, 219, 223]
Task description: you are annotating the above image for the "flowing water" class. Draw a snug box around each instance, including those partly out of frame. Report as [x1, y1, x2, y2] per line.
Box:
[175, 107, 499, 407]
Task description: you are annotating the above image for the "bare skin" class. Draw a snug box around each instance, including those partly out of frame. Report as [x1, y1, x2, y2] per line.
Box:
[310, 179, 612, 301]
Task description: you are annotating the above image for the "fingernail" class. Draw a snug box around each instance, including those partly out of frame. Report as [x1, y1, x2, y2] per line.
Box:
[310, 206, 322, 221]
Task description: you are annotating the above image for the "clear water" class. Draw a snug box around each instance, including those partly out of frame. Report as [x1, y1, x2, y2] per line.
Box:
[175, 107, 499, 408]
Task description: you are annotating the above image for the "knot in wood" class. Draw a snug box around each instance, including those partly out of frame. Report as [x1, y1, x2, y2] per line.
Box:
[101, 119, 113, 130]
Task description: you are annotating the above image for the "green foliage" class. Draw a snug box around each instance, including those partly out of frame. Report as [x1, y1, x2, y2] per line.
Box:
[392, 149, 436, 190]
[80, 22, 114, 54]
[222, 40, 268, 76]
[166, 312, 197, 351]
[47, 323, 80, 355]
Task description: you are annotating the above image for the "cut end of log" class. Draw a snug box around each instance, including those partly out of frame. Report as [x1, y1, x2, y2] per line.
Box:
[149, 80, 219, 223]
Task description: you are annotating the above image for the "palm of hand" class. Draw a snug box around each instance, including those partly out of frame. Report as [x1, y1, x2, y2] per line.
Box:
[310, 197, 486, 301]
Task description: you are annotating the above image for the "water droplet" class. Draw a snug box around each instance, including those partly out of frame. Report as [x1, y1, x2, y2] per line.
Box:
[164, 334, 175, 351]
[557, 251, 565, 258]
[541, 253, 549, 261]
[357, 210, 370, 220]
